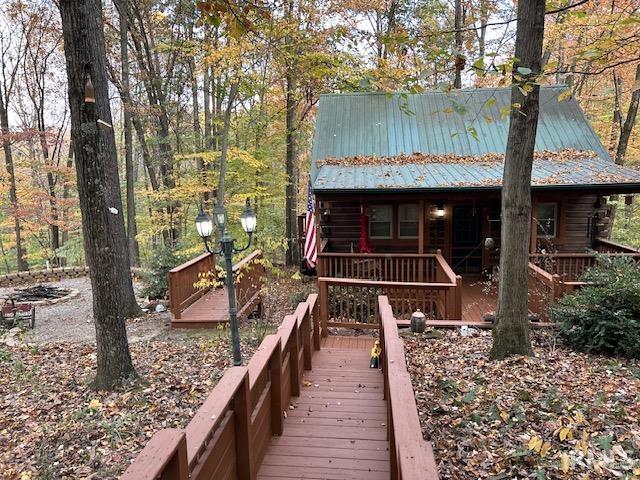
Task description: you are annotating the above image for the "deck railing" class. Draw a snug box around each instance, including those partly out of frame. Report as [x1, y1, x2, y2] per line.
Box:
[168, 250, 263, 320]
[529, 251, 640, 282]
[378, 296, 439, 480]
[123, 293, 439, 480]
[233, 250, 265, 319]
[317, 251, 462, 328]
[318, 252, 439, 283]
[528, 249, 640, 319]
[122, 293, 320, 480]
[595, 237, 640, 254]
[168, 252, 217, 319]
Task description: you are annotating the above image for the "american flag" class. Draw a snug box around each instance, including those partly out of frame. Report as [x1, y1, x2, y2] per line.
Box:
[304, 179, 317, 268]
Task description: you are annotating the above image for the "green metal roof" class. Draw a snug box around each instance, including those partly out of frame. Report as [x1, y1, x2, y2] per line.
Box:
[311, 86, 640, 192]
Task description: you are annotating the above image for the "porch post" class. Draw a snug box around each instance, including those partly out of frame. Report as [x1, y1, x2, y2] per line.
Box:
[530, 198, 538, 254]
[418, 200, 425, 255]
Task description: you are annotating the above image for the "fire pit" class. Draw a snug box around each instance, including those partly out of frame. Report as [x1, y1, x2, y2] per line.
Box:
[4, 284, 79, 306]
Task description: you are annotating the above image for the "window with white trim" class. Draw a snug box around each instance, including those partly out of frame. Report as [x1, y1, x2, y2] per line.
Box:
[368, 205, 393, 239]
[536, 203, 558, 238]
[398, 204, 419, 238]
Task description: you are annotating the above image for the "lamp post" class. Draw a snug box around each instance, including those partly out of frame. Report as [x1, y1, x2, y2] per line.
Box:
[196, 198, 257, 366]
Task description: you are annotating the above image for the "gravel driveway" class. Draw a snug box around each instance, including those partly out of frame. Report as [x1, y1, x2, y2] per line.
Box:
[0, 277, 188, 344]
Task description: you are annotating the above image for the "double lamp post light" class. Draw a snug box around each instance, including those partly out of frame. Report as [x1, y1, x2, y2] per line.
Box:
[195, 199, 257, 366]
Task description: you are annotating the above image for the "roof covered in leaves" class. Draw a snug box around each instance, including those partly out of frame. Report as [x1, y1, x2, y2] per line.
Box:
[310, 86, 640, 192]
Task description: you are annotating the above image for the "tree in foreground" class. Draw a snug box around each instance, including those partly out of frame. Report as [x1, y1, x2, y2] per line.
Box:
[59, 0, 137, 388]
[490, 0, 546, 360]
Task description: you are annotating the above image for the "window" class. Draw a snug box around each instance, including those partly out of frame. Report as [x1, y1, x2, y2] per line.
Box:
[536, 203, 558, 238]
[368, 205, 392, 239]
[398, 204, 419, 238]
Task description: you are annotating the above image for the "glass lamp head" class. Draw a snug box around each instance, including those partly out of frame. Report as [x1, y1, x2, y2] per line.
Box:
[240, 198, 257, 234]
[213, 204, 227, 232]
[195, 209, 213, 238]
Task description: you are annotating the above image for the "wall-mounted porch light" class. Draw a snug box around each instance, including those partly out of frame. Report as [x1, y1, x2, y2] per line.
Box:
[434, 203, 445, 219]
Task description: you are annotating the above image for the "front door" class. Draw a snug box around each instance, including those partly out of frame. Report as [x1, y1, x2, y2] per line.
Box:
[451, 205, 483, 273]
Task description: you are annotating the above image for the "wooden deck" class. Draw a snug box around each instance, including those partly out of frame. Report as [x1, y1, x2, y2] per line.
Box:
[172, 286, 262, 328]
[461, 275, 497, 322]
[122, 294, 439, 480]
[172, 287, 230, 328]
[257, 337, 390, 480]
[169, 250, 263, 328]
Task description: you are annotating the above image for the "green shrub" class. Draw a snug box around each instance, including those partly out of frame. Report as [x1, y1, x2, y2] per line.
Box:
[141, 247, 187, 299]
[551, 256, 640, 358]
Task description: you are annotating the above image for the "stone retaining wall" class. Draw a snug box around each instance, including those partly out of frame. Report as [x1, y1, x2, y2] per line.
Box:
[0, 267, 143, 287]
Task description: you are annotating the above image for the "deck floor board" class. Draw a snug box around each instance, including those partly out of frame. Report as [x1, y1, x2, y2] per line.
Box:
[172, 287, 230, 327]
[258, 339, 390, 480]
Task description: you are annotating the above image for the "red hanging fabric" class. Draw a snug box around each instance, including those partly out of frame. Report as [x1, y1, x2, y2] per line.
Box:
[358, 202, 372, 253]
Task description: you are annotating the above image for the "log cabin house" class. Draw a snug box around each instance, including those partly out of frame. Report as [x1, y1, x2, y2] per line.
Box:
[307, 85, 640, 327]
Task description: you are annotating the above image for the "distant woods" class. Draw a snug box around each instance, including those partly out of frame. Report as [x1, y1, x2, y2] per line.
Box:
[0, 0, 638, 271]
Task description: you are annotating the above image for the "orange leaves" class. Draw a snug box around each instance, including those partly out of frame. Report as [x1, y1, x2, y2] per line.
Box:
[403, 329, 640, 478]
[318, 148, 599, 167]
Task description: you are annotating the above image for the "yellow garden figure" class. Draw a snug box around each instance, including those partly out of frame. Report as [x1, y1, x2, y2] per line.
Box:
[370, 340, 381, 368]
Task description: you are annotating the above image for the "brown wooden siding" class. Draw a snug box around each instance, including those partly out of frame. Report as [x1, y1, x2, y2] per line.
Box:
[533, 194, 598, 253]
[317, 192, 603, 271]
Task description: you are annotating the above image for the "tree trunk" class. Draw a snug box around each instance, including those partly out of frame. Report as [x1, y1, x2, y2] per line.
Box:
[39, 125, 60, 265]
[0, 98, 28, 271]
[490, 0, 545, 360]
[453, 0, 463, 89]
[118, 0, 140, 266]
[59, 0, 138, 388]
[477, 0, 488, 61]
[615, 63, 640, 165]
[285, 65, 299, 266]
[61, 139, 74, 247]
[216, 82, 238, 207]
[610, 71, 623, 152]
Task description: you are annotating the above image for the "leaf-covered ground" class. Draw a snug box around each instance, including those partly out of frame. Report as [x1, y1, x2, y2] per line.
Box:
[0, 268, 313, 480]
[404, 330, 640, 480]
[0, 331, 269, 479]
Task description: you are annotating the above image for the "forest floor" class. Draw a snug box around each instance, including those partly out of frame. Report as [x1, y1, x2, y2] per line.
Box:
[0, 267, 314, 479]
[404, 329, 640, 480]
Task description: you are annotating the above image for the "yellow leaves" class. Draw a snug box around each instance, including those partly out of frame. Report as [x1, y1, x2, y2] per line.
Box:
[528, 435, 543, 451]
[572, 430, 591, 456]
[527, 435, 552, 457]
[557, 89, 573, 102]
[499, 410, 509, 422]
[559, 453, 571, 473]
[88, 399, 102, 411]
[20, 472, 33, 480]
[540, 442, 552, 458]
[559, 427, 573, 442]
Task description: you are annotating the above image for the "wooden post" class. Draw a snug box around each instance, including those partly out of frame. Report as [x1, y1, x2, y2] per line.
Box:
[418, 200, 425, 281]
[290, 317, 301, 397]
[418, 200, 425, 255]
[163, 432, 189, 480]
[310, 293, 321, 350]
[120, 429, 189, 480]
[232, 369, 255, 480]
[270, 341, 284, 436]
[530, 198, 538, 254]
[318, 280, 329, 338]
[551, 274, 563, 302]
[168, 271, 180, 319]
[301, 307, 312, 370]
[454, 275, 463, 320]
